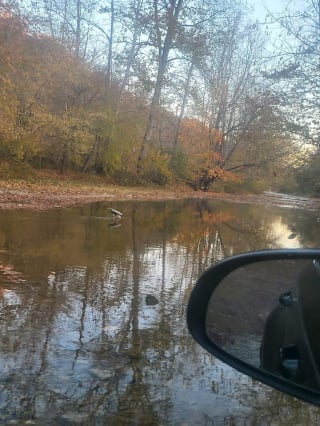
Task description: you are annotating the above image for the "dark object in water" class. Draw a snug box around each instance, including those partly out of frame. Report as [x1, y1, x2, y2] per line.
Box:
[145, 294, 159, 305]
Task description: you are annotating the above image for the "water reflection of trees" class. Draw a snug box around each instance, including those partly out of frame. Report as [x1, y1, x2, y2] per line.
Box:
[279, 209, 320, 248]
[0, 200, 319, 423]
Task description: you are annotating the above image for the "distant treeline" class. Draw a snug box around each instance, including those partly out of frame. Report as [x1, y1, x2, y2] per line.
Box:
[0, 1, 319, 194]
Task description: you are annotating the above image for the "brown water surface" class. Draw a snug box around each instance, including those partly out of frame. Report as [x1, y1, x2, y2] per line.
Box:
[0, 198, 320, 425]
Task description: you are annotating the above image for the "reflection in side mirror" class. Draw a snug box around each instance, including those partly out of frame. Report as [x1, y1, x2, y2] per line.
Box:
[187, 249, 320, 406]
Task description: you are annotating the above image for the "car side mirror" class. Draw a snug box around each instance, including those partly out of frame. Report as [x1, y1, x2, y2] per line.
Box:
[187, 249, 320, 405]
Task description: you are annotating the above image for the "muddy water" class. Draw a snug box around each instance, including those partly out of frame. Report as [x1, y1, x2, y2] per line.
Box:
[0, 198, 320, 425]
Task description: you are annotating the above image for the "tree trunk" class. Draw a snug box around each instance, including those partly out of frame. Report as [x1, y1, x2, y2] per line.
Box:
[75, 0, 81, 59]
[115, 18, 139, 114]
[59, 141, 68, 174]
[137, 0, 184, 173]
[106, 0, 114, 89]
[174, 60, 194, 148]
[81, 134, 100, 173]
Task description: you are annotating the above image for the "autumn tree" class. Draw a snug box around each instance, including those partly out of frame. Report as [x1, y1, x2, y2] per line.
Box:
[262, 0, 320, 194]
[1, 0, 301, 190]
[112, 0, 147, 113]
[136, 0, 235, 175]
[25, 0, 101, 61]
[135, 0, 184, 173]
[0, 6, 44, 161]
[186, 10, 277, 190]
[0, 4, 106, 173]
[264, 0, 319, 146]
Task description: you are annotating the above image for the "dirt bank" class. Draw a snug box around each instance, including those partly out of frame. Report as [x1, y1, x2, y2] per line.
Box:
[0, 179, 320, 211]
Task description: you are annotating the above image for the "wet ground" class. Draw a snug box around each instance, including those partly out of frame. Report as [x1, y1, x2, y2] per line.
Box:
[1, 178, 320, 212]
[0, 197, 320, 424]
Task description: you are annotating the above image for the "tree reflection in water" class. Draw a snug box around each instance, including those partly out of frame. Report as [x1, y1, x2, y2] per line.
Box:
[0, 199, 320, 424]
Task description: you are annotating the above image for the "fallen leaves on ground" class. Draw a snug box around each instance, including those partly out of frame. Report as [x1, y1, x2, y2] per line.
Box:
[0, 172, 320, 211]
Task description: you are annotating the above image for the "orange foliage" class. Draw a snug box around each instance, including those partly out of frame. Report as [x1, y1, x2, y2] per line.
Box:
[171, 210, 234, 246]
[178, 118, 210, 153]
[0, 263, 25, 283]
[207, 167, 241, 182]
[179, 119, 239, 183]
[209, 127, 223, 146]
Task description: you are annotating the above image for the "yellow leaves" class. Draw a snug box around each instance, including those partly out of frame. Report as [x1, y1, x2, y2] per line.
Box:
[89, 111, 115, 133]
[140, 147, 173, 185]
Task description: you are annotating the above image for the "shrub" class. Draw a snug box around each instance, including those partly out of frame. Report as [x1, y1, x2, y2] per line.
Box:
[141, 148, 173, 185]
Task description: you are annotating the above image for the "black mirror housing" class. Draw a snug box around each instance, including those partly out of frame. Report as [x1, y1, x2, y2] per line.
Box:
[187, 249, 320, 406]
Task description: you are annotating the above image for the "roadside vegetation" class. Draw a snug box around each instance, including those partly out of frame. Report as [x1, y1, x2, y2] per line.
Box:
[0, 0, 319, 195]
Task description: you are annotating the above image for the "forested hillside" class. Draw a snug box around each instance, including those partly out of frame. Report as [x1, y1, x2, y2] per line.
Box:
[0, 0, 319, 193]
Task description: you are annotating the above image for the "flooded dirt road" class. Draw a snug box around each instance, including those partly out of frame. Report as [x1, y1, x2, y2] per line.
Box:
[0, 198, 320, 424]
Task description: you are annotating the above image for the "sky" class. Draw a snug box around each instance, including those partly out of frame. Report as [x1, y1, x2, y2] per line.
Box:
[248, 0, 286, 21]
[249, 0, 309, 22]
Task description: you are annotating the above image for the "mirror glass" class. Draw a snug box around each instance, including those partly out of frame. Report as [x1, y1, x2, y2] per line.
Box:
[206, 258, 320, 392]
